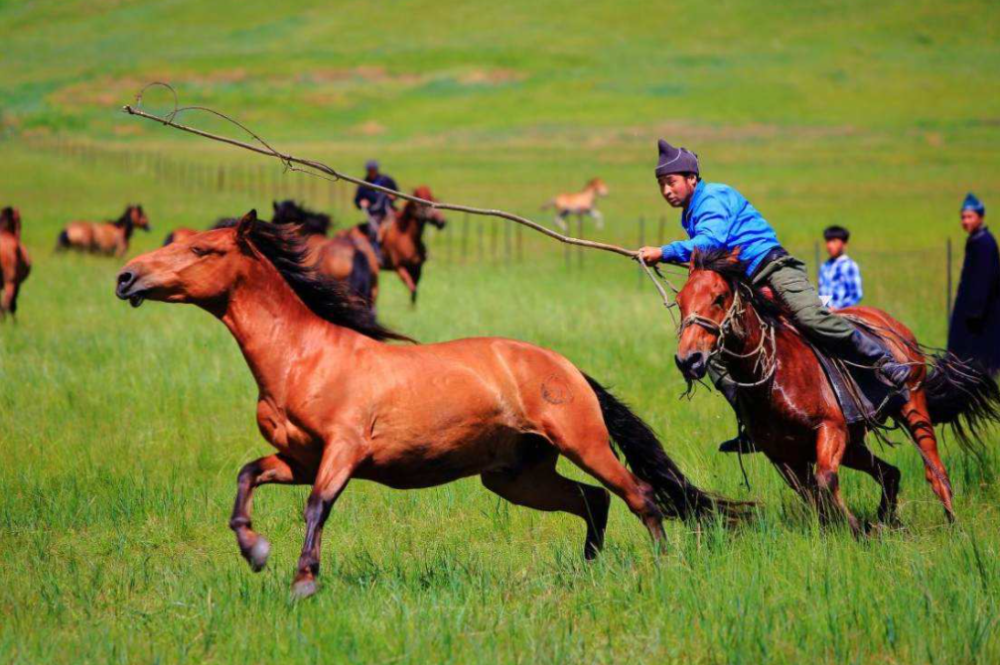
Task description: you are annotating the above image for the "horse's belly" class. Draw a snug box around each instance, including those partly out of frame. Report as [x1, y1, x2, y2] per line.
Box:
[357, 424, 526, 489]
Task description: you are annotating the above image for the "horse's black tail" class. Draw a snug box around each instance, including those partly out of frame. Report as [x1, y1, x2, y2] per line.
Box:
[924, 352, 1000, 453]
[347, 249, 374, 308]
[584, 375, 752, 521]
[55, 230, 69, 250]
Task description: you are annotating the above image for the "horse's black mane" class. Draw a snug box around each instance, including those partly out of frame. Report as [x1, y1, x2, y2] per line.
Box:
[691, 249, 748, 283]
[272, 200, 332, 236]
[243, 219, 411, 342]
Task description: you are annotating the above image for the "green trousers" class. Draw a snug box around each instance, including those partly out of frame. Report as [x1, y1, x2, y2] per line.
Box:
[708, 256, 855, 390]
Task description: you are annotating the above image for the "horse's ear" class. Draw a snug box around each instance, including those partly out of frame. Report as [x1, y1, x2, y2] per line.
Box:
[236, 209, 257, 243]
[272, 201, 279, 211]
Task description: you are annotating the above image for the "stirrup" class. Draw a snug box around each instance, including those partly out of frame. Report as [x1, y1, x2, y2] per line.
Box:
[718, 431, 758, 454]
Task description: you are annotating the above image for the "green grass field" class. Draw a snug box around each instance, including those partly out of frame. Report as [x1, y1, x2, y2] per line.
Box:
[3, 1, 1000, 663]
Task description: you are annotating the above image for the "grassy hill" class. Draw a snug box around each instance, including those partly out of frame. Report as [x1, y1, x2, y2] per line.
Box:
[2, 2, 1000, 664]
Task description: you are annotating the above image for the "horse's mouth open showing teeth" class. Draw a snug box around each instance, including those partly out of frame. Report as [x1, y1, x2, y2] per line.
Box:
[129, 294, 145, 308]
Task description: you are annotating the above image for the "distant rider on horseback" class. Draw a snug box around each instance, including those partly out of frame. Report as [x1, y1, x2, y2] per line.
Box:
[354, 159, 399, 261]
[638, 140, 911, 454]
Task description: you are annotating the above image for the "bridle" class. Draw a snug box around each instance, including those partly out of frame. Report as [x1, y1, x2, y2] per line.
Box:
[679, 280, 777, 388]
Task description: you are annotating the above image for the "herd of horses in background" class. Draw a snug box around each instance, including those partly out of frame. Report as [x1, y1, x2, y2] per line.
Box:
[164, 186, 446, 307]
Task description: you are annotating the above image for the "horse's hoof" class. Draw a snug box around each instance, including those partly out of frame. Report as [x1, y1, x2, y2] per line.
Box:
[290, 578, 317, 600]
[247, 537, 270, 572]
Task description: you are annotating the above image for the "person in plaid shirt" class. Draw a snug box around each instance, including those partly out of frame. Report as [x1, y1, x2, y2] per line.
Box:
[818, 226, 863, 310]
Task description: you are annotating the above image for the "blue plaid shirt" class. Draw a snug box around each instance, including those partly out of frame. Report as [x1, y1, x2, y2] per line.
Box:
[819, 254, 863, 310]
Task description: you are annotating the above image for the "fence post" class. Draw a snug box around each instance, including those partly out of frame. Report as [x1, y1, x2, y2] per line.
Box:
[658, 215, 666, 245]
[638, 216, 645, 289]
[576, 216, 584, 269]
[516, 224, 523, 263]
[946, 238, 953, 332]
[461, 213, 469, 264]
[814, 241, 821, 282]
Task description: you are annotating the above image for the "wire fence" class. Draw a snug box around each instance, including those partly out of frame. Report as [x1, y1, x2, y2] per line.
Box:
[26, 136, 956, 324]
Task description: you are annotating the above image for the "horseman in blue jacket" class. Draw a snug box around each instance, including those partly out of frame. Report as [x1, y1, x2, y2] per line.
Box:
[639, 140, 910, 453]
[354, 159, 399, 260]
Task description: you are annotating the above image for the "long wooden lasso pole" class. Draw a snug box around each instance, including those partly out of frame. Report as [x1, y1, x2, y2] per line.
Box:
[121, 83, 681, 311]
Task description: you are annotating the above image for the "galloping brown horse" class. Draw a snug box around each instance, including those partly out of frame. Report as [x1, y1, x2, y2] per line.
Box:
[674, 249, 1000, 533]
[57, 204, 150, 256]
[0, 206, 31, 320]
[116, 212, 744, 598]
[339, 186, 446, 305]
[542, 177, 609, 231]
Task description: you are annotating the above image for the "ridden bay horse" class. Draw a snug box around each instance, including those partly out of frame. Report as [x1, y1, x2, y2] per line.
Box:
[338, 185, 446, 305]
[0, 207, 31, 320]
[674, 249, 1000, 533]
[57, 204, 150, 256]
[115, 211, 745, 598]
[542, 177, 609, 231]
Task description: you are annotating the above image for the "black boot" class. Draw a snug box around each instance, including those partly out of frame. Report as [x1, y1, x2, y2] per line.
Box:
[840, 330, 910, 390]
[716, 381, 758, 454]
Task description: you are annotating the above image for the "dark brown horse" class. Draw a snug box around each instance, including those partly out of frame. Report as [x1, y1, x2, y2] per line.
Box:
[57, 204, 150, 256]
[0, 206, 31, 320]
[115, 212, 744, 598]
[339, 186, 446, 304]
[674, 249, 1000, 532]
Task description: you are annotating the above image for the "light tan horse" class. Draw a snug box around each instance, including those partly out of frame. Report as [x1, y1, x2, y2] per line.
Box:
[0, 206, 31, 320]
[115, 211, 745, 598]
[542, 177, 609, 231]
[57, 204, 150, 256]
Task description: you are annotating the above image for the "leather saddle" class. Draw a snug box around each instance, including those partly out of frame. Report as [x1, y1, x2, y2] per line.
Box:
[753, 287, 904, 425]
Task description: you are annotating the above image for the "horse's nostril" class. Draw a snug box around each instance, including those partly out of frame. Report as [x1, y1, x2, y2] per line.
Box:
[117, 271, 134, 286]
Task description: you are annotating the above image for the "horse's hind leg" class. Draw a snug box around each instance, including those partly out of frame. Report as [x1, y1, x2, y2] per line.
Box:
[230, 454, 310, 572]
[552, 432, 666, 546]
[814, 422, 862, 535]
[481, 446, 611, 559]
[842, 444, 902, 526]
[900, 392, 954, 521]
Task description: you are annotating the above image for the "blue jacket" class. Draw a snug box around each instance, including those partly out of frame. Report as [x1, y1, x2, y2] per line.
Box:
[354, 173, 399, 218]
[660, 181, 781, 276]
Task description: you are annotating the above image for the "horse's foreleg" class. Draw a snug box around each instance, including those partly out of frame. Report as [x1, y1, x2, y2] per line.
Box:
[554, 212, 568, 231]
[230, 454, 308, 572]
[395, 267, 417, 304]
[481, 447, 611, 560]
[900, 392, 954, 521]
[775, 459, 818, 509]
[292, 442, 364, 599]
[589, 208, 604, 230]
[814, 422, 861, 535]
[842, 445, 902, 526]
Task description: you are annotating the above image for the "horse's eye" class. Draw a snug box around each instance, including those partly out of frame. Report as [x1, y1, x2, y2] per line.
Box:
[714, 295, 726, 307]
[191, 246, 208, 257]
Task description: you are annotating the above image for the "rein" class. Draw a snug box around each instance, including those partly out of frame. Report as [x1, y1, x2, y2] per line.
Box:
[681, 283, 777, 389]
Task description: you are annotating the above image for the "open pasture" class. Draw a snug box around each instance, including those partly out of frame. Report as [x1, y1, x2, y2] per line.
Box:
[3, 0, 1000, 662]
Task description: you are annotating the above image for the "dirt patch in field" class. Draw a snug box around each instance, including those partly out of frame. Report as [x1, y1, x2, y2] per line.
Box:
[299, 67, 425, 86]
[456, 68, 524, 86]
[351, 120, 387, 136]
[51, 69, 251, 108]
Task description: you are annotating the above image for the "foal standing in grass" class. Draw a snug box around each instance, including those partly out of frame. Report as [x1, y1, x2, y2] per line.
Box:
[116, 211, 743, 598]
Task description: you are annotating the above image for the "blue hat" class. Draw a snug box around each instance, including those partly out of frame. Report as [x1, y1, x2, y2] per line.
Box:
[962, 192, 985, 216]
[365, 159, 379, 171]
[655, 139, 699, 178]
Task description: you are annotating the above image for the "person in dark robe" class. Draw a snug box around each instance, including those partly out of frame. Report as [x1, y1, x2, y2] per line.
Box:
[948, 193, 1000, 374]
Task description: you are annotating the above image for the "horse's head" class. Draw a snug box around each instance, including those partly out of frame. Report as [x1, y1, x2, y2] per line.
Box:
[587, 178, 609, 197]
[0, 207, 20, 236]
[408, 186, 446, 230]
[116, 210, 258, 312]
[127, 204, 151, 231]
[272, 200, 332, 236]
[674, 249, 744, 381]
